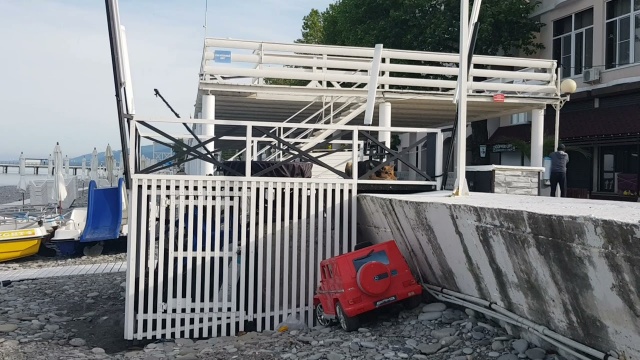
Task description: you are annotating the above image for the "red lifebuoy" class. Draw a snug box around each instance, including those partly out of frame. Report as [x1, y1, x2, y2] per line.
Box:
[356, 261, 391, 296]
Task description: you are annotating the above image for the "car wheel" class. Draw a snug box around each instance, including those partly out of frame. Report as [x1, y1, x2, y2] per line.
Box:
[402, 295, 423, 310]
[336, 302, 360, 332]
[314, 303, 332, 327]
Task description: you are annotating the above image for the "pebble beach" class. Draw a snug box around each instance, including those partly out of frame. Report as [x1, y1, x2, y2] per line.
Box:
[0, 185, 568, 360]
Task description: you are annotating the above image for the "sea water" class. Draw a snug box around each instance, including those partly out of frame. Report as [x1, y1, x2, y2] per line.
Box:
[0, 167, 50, 187]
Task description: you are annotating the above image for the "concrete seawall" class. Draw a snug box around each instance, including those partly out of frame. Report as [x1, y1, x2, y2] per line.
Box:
[357, 192, 640, 359]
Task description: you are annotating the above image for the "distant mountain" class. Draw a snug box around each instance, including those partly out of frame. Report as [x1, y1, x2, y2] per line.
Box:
[68, 144, 171, 165]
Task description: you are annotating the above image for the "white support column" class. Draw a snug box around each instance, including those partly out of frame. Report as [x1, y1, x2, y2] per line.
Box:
[408, 133, 417, 180]
[378, 102, 391, 148]
[364, 44, 383, 126]
[201, 95, 215, 176]
[435, 131, 444, 190]
[531, 108, 545, 168]
[454, 0, 470, 196]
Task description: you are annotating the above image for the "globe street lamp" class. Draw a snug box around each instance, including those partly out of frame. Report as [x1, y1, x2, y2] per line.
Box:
[553, 77, 577, 151]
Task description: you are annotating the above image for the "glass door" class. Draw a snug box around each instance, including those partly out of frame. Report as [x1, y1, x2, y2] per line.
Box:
[599, 147, 616, 192]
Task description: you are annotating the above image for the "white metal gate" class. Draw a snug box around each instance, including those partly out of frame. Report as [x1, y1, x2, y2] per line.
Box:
[124, 176, 356, 339]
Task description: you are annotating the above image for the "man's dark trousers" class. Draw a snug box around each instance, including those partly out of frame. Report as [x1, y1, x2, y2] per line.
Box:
[550, 171, 566, 197]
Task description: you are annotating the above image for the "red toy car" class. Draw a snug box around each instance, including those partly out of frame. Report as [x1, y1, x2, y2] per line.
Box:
[313, 240, 423, 331]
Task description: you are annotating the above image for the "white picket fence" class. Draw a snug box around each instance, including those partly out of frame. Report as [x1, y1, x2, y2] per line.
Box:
[125, 176, 356, 339]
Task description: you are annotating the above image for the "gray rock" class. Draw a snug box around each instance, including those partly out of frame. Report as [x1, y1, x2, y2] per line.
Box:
[418, 312, 442, 321]
[358, 327, 370, 333]
[69, 338, 86, 347]
[361, 341, 376, 349]
[498, 354, 519, 360]
[44, 324, 60, 331]
[417, 343, 442, 355]
[489, 352, 501, 357]
[440, 335, 459, 346]
[175, 338, 194, 346]
[0, 324, 17, 333]
[2, 340, 19, 347]
[463, 347, 474, 354]
[422, 303, 447, 313]
[465, 309, 476, 317]
[525, 347, 546, 359]
[471, 331, 485, 340]
[92, 347, 106, 354]
[412, 355, 428, 360]
[298, 336, 314, 343]
[39, 332, 54, 340]
[406, 339, 418, 347]
[512, 339, 529, 353]
[176, 355, 197, 360]
[350, 342, 360, 351]
[431, 327, 455, 339]
[492, 340, 505, 351]
[327, 353, 344, 360]
[478, 322, 496, 332]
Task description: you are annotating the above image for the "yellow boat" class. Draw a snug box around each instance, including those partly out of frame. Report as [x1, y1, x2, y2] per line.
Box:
[0, 227, 46, 262]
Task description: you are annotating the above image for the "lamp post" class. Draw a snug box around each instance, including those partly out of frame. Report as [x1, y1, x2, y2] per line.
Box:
[553, 77, 577, 151]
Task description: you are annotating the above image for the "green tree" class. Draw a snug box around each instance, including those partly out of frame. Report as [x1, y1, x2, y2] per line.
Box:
[296, 9, 325, 44]
[301, 0, 544, 56]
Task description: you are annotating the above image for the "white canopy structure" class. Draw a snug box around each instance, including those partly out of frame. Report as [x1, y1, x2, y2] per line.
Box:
[81, 157, 87, 181]
[51, 142, 68, 209]
[17, 152, 27, 192]
[90, 148, 99, 182]
[47, 154, 53, 177]
[106, 144, 115, 186]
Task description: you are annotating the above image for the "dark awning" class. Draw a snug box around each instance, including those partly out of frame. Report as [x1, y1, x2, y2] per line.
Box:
[488, 104, 640, 145]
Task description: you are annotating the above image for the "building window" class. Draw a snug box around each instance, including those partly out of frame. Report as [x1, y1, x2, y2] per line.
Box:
[553, 8, 594, 77]
[510, 112, 530, 125]
[605, 0, 640, 69]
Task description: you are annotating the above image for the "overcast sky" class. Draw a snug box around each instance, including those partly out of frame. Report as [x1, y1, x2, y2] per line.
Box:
[0, 0, 333, 160]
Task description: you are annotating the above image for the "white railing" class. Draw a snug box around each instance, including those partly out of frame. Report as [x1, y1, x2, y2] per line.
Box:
[128, 117, 442, 185]
[229, 95, 363, 162]
[201, 38, 558, 96]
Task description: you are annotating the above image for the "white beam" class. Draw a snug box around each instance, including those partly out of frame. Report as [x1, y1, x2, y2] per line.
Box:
[531, 108, 545, 168]
[201, 95, 215, 175]
[361, 44, 382, 126]
[378, 102, 391, 148]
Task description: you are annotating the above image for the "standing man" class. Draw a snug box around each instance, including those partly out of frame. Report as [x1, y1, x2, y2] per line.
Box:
[549, 144, 569, 197]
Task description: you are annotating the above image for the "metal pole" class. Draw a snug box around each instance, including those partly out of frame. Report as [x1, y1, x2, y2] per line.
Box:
[454, 0, 470, 196]
[554, 66, 561, 151]
[105, 0, 130, 190]
[554, 104, 560, 152]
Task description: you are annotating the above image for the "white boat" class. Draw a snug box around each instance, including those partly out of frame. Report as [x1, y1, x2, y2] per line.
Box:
[51, 207, 87, 241]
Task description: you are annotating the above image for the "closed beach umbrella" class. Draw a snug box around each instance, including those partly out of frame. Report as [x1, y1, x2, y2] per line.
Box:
[17, 152, 27, 192]
[106, 144, 115, 186]
[47, 154, 53, 177]
[81, 157, 87, 181]
[51, 142, 68, 209]
[90, 148, 99, 182]
[117, 151, 124, 179]
[63, 155, 70, 176]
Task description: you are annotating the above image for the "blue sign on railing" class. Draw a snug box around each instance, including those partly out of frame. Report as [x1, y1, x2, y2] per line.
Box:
[214, 50, 232, 63]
